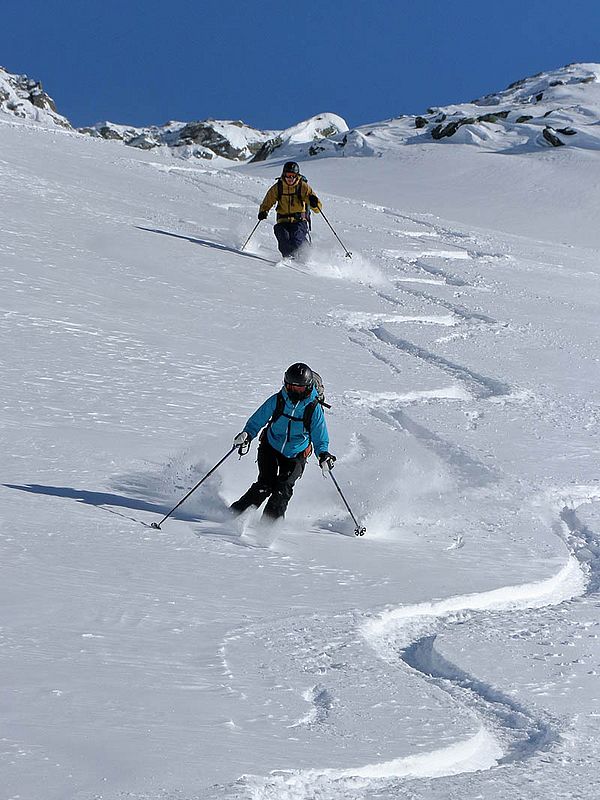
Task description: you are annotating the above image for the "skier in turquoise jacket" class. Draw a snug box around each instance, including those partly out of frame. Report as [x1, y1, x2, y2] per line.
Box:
[231, 363, 336, 521]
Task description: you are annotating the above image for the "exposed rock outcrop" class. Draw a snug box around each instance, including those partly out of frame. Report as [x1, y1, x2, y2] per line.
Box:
[0, 66, 71, 128]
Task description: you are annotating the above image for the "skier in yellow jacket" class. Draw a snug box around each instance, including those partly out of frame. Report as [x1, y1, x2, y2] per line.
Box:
[258, 161, 322, 258]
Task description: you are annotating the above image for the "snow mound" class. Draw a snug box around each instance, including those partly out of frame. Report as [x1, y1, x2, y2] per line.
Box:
[282, 113, 349, 144]
[249, 112, 349, 163]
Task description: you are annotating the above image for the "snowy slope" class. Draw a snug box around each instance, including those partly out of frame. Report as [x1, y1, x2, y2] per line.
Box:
[1, 91, 600, 800]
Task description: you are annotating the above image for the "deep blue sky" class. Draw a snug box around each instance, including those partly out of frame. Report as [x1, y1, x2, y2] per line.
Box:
[3, 0, 598, 130]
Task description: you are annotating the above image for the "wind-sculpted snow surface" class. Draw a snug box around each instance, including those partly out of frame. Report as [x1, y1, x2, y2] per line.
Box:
[1, 100, 600, 800]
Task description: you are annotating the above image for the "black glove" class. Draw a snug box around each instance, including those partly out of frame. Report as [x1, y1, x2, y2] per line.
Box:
[258, 210, 268, 220]
[233, 431, 251, 456]
[308, 194, 320, 209]
[319, 452, 336, 472]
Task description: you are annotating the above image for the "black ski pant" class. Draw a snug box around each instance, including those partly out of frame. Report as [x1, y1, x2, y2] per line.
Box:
[230, 438, 306, 520]
[274, 220, 308, 258]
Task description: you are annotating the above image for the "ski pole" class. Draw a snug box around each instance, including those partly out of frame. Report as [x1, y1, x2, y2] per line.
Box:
[326, 469, 366, 536]
[151, 446, 238, 529]
[319, 210, 352, 258]
[240, 220, 262, 251]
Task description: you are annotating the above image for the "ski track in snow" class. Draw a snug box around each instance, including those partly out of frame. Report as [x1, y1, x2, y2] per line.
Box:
[376, 286, 498, 325]
[370, 405, 499, 489]
[366, 324, 511, 400]
[220, 539, 588, 800]
[213, 482, 600, 800]
[204, 204, 596, 799]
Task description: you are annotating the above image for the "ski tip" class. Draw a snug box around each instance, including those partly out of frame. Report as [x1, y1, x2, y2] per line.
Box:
[150, 522, 162, 530]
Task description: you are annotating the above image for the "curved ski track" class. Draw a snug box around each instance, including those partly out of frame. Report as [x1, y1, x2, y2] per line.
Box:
[203, 194, 598, 800]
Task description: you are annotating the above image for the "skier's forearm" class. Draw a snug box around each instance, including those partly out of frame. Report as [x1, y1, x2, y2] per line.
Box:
[259, 185, 278, 215]
[244, 395, 277, 438]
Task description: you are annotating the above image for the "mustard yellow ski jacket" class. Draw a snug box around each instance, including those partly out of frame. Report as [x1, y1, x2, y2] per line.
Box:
[259, 177, 322, 222]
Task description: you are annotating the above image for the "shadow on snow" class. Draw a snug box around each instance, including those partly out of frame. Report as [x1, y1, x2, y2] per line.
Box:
[1, 483, 203, 528]
[136, 226, 275, 264]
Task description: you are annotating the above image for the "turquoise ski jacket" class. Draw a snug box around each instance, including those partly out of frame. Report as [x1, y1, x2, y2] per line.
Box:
[243, 387, 329, 458]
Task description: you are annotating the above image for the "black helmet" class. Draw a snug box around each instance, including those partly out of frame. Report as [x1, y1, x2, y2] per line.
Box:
[282, 161, 300, 176]
[284, 362, 313, 401]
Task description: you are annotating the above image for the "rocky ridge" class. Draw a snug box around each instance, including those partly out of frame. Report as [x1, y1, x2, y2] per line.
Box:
[0, 66, 348, 163]
[81, 112, 348, 162]
[2, 63, 600, 163]
[411, 62, 600, 149]
[304, 62, 600, 159]
[80, 117, 271, 160]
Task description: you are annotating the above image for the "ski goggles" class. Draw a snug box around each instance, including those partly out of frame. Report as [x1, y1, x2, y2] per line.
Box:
[285, 382, 309, 392]
[283, 172, 298, 180]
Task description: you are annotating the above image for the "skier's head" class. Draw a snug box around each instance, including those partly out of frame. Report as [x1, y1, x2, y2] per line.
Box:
[284, 362, 313, 401]
[282, 161, 300, 185]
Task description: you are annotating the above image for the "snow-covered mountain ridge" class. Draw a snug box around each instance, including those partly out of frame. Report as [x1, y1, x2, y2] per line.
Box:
[83, 111, 349, 162]
[301, 62, 600, 160]
[0, 65, 348, 162]
[401, 61, 600, 150]
[4, 62, 600, 163]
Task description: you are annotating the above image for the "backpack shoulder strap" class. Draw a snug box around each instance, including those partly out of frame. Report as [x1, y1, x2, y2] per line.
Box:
[261, 392, 285, 441]
[298, 176, 311, 228]
[302, 398, 319, 436]
[277, 178, 283, 201]
[298, 175, 308, 199]
[269, 390, 285, 425]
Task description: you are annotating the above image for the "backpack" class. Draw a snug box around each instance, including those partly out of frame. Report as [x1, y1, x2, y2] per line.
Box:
[277, 174, 312, 231]
[268, 370, 330, 439]
[311, 371, 328, 409]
